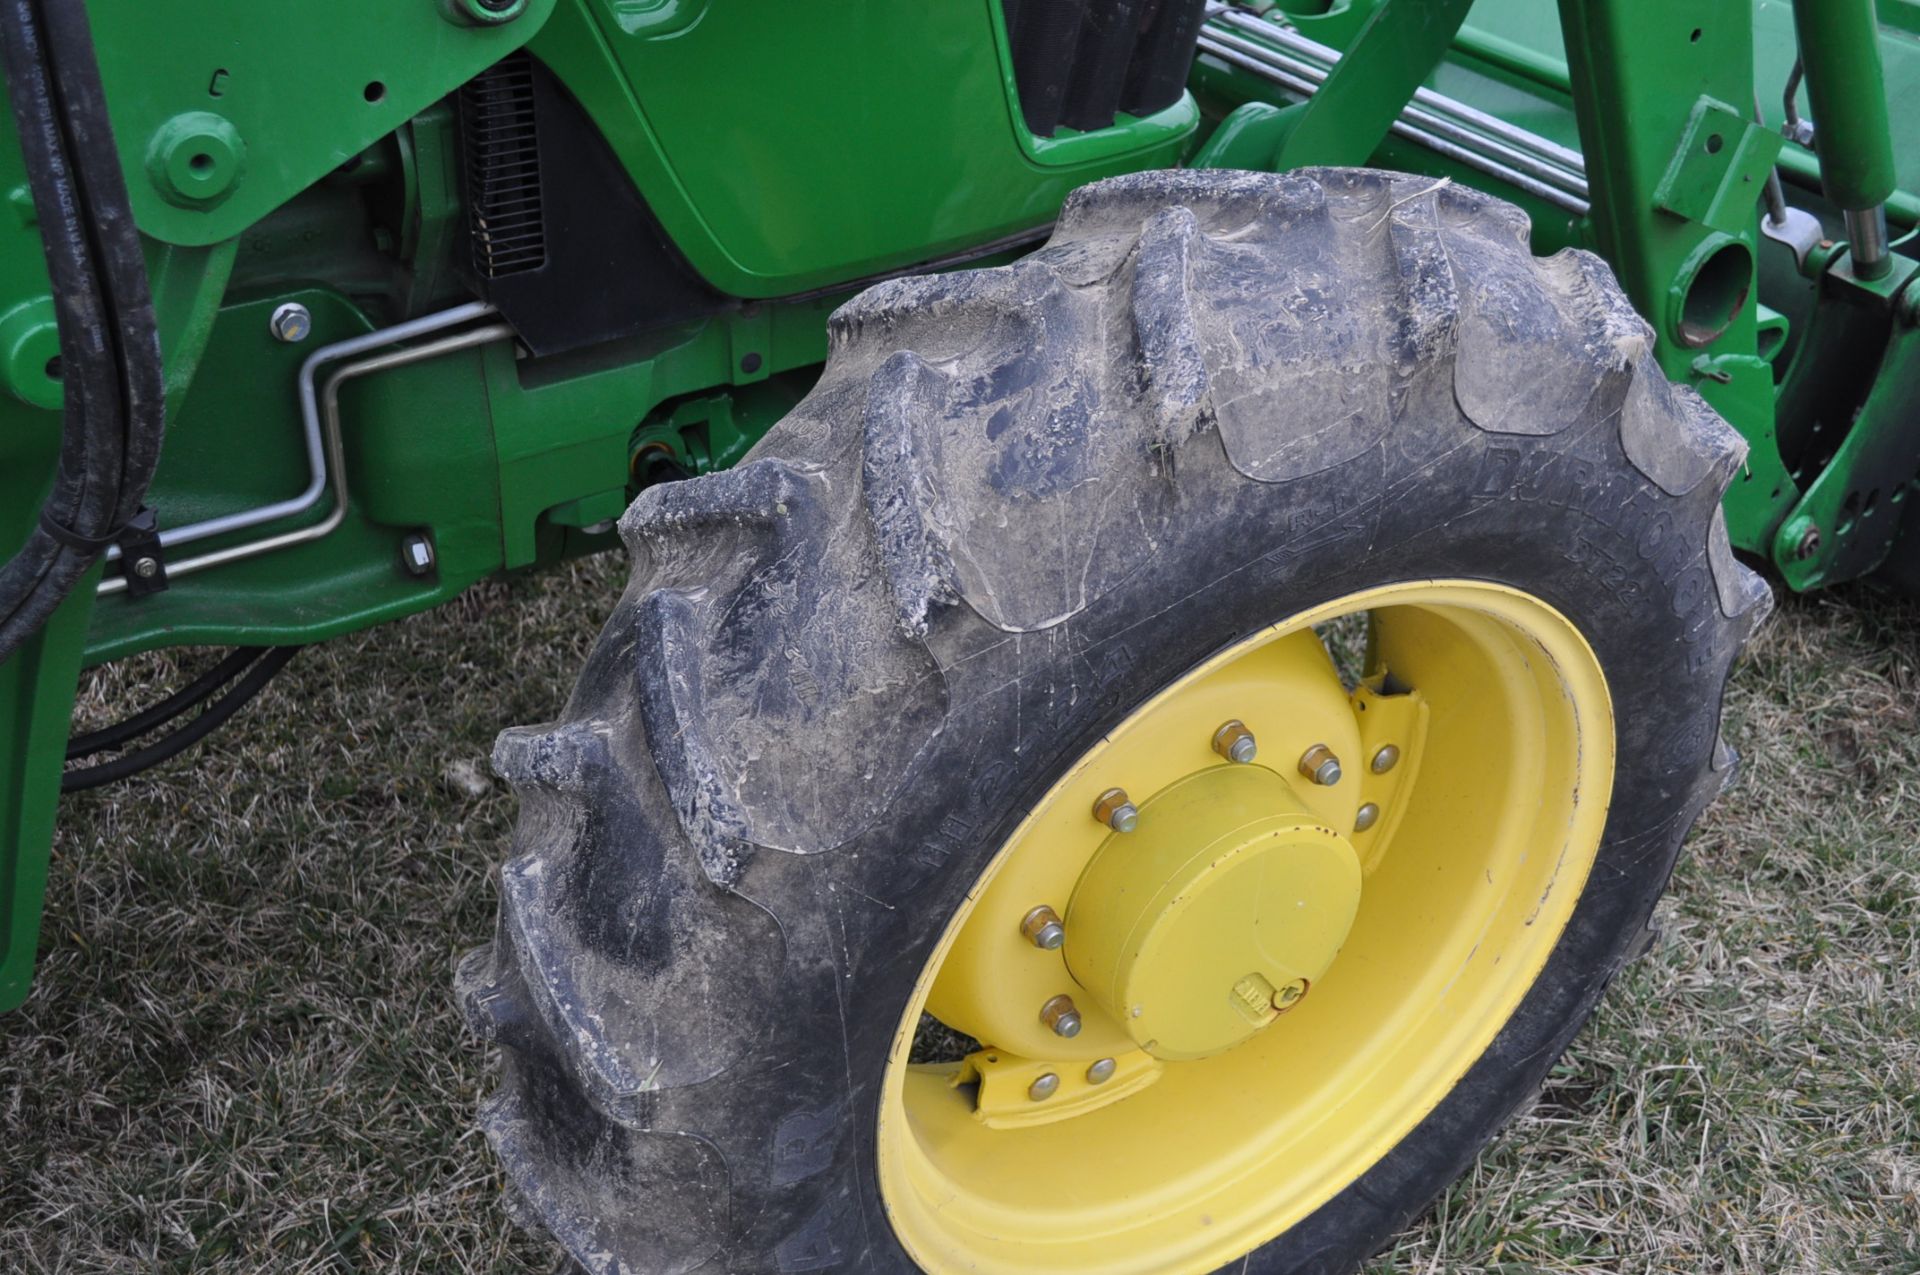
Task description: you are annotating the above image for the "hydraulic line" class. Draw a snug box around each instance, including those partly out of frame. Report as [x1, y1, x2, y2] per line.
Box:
[1790, 0, 1896, 278]
[0, 0, 162, 663]
[64, 646, 269, 761]
[96, 321, 517, 594]
[1197, 10, 1590, 215]
[60, 646, 298, 792]
[99, 300, 499, 570]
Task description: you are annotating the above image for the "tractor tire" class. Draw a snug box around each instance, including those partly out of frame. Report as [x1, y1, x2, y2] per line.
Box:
[458, 168, 1771, 1274]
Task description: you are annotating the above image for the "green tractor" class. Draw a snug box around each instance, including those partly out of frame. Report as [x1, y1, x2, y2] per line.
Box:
[0, 0, 1912, 1269]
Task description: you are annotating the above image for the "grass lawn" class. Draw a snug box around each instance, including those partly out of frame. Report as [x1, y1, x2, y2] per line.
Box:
[2, 554, 1916, 1273]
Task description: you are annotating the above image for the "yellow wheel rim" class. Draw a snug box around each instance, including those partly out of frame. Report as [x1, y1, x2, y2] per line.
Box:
[877, 581, 1614, 1274]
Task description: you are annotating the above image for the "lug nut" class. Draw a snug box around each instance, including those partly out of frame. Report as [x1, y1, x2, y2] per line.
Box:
[1092, 787, 1139, 833]
[1020, 905, 1066, 951]
[269, 301, 312, 343]
[1298, 744, 1342, 786]
[1086, 1057, 1116, 1085]
[1040, 994, 1083, 1039]
[1272, 978, 1309, 1012]
[1029, 1072, 1060, 1101]
[1370, 744, 1400, 774]
[1354, 802, 1381, 833]
[1212, 719, 1258, 764]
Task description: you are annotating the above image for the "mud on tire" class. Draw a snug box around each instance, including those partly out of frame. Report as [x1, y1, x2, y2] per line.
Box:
[458, 168, 1771, 1274]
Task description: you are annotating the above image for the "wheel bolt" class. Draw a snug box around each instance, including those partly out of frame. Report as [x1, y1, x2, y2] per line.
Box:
[1298, 744, 1342, 786]
[1040, 994, 1083, 1038]
[1370, 744, 1400, 774]
[1092, 787, 1139, 833]
[1086, 1057, 1116, 1085]
[1020, 905, 1066, 950]
[1029, 1072, 1060, 1101]
[1354, 802, 1381, 833]
[1272, 978, 1309, 1012]
[1212, 719, 1258, 764]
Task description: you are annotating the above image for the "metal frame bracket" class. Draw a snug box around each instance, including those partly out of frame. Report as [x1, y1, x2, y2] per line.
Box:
[1653, 96, 1784, 236]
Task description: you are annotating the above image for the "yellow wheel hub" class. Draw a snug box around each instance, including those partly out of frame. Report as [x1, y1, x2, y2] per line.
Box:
[1067, 765, 1361, 1060]
[879, 581, 1614, 1275]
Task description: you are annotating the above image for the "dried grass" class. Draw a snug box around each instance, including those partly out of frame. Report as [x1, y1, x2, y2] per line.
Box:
[3, 559, 1916, 1272]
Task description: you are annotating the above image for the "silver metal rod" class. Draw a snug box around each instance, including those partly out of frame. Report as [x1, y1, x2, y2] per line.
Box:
[98, 322, 514, 595]
[1844, 205, 1890, 278]
[1199, 20, 1589, 199]
[1756, 91, 1790, 227]
[1400, 101, 1586, 196]
[1215, 12, 1587, 169]
[1782, 57, 1813, 147]
[105, 299, 498, 562]
[1196, 27, 1590, 214]
[1202, 23, 1586, 197]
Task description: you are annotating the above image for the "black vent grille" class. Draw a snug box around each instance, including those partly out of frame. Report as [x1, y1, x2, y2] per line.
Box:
[460, 52, 546, 279]
[1001, 0, 1207, 137]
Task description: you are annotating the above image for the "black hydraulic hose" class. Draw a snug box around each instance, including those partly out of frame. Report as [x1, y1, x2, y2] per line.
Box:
[65, 647, 267, 761]
[40, 0, 162, 527]
[61, 647, 297, 792]
[0, 0, 162, 664]
[0, 0, 119, 653]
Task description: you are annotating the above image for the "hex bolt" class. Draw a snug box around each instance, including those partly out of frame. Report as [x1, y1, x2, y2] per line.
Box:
[399, 533, 436, 577]
[1212, 719, 1258, 764]
[1085, 1057, 1117, 1085]
[1354, 802, 1381, 833]
[1040, 994, 1083, 1039]
[1370, 744, 1400, 774]
[448, 0, 529, 25]
[131, 556, 160, 580]
[147, 111, 244, 210]
[1297, 744, 1342, 786]
[1091, 787, 1139, 833]
[1029, 1072, 1060, 1101]
[269, 302, 312, 343]
[1271, 978, 1309, 1013]
[1020, 905, 1066, 951]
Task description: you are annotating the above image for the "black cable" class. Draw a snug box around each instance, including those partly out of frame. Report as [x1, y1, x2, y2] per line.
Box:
[61, 647, 297, 792]
[0, 0, 163, 663]
[65, 647, 268, 761]
[0, 0, 120, 654]
[39, 0, 162, 526]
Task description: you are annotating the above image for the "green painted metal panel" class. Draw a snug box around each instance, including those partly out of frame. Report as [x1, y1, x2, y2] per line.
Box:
[89, 0, 557, 247]
[1791, 0, 1898, 210]
[526, 0, 1198, 297]
[0, 578, 93, 1013]
[1272, 0, 1475, 169]
[1652, 97, 1784, 237]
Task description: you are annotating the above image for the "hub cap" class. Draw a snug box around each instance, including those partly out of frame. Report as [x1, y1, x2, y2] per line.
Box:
[1067, 765, 1360, 1060]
